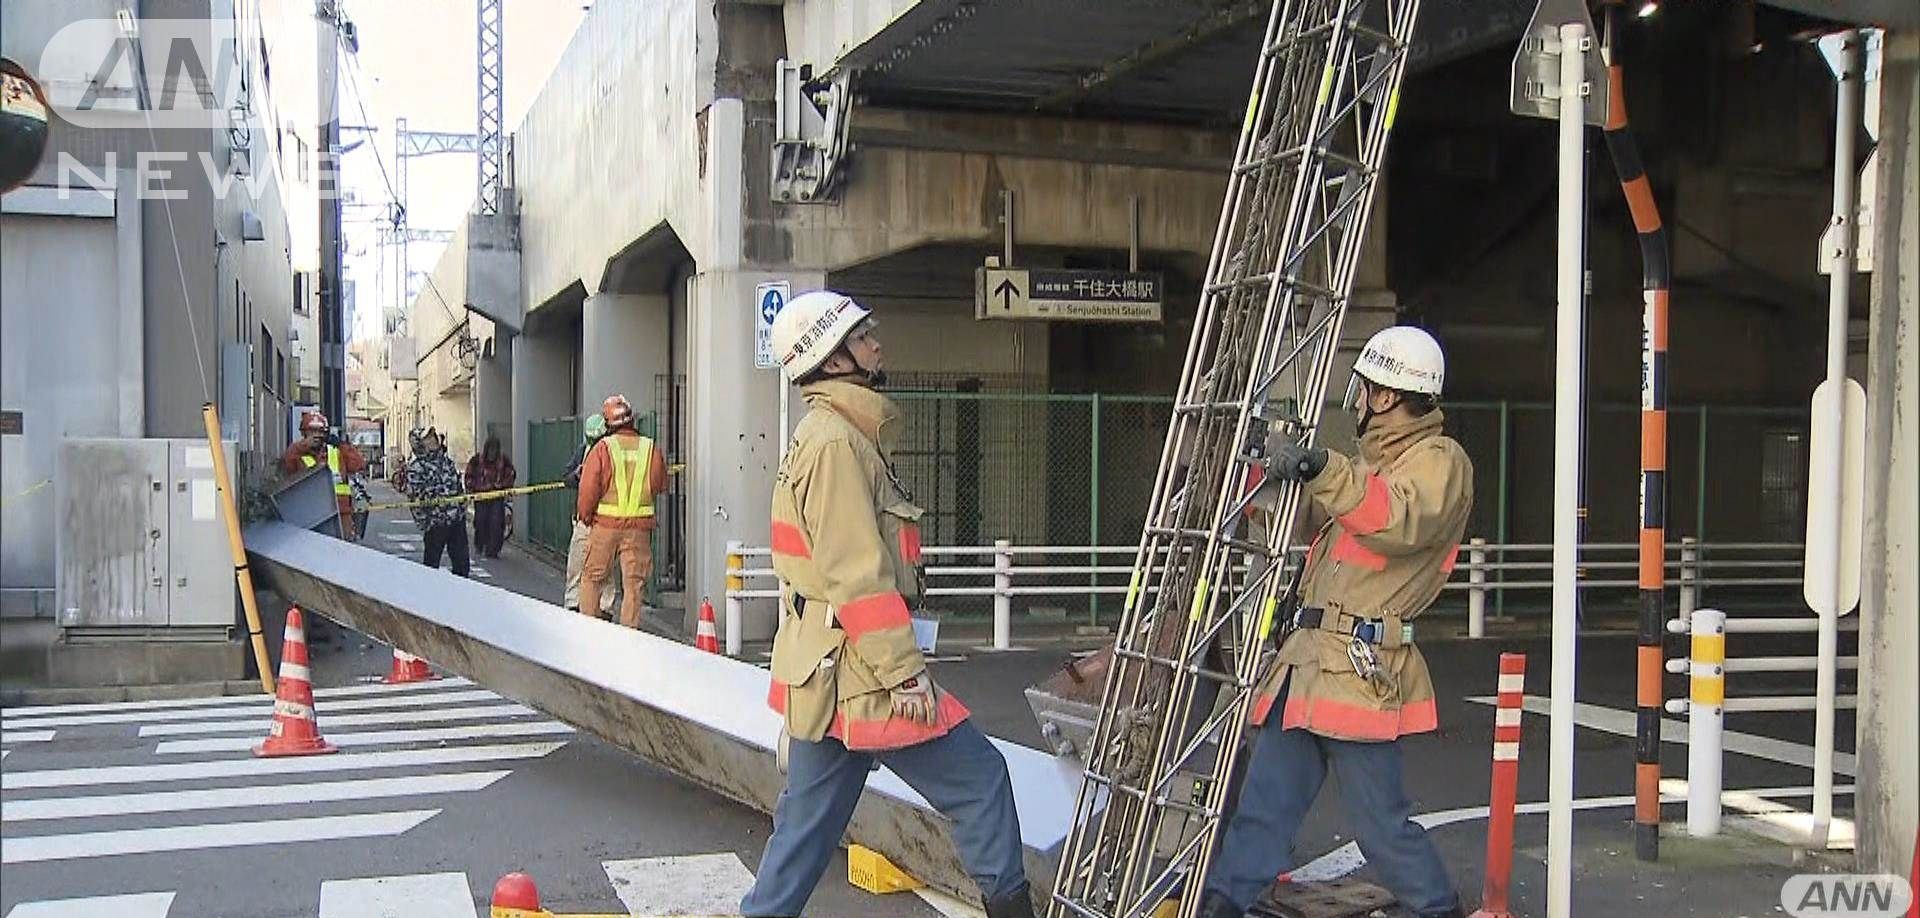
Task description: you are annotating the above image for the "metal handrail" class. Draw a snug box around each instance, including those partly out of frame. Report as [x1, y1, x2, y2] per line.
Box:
[720, 537, 1804, 652]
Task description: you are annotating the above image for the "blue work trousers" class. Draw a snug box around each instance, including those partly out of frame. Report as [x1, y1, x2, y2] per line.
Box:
[1204, 718, 1458, 916]
[741, 719, 1026, 917]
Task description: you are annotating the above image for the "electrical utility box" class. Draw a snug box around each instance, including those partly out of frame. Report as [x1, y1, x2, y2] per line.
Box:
[55, 438, 239, 641]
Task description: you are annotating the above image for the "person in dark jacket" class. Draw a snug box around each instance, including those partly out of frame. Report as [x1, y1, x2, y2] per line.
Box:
[403, 428, 470, 577]
[466, 435, 516, 558]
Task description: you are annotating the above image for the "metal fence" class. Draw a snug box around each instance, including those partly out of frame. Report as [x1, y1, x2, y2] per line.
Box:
[724, 539, 1807, 651]
[876, 389, 1808, 620]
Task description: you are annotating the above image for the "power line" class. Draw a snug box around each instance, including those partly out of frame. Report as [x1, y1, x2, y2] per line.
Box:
[333, 25, 463, 329]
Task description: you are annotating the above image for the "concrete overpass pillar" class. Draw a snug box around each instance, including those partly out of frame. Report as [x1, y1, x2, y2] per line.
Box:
[580, 292, 671, 428]
[510, 325, 575, 537]
[685, 267, 824, 639]
[1855, 31, 1916, 881]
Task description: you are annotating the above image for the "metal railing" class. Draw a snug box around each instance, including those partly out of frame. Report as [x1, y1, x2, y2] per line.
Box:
[720, 537, 1804, 654]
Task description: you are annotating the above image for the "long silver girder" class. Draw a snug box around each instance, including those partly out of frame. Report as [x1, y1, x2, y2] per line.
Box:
[1047, 2, 1422, 916]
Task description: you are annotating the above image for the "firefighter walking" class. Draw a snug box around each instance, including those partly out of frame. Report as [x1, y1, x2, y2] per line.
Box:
[1198, 327, 1471, 918]
[576, 394, 668, 630]
[741, 291, 1034, 918]
[280, 411, 367, 540]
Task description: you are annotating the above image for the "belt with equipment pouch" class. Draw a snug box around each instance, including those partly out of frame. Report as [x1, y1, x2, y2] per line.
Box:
[1288, 606, 1413, 648]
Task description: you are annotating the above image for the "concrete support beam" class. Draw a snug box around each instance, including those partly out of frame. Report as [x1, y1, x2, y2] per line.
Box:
[244, 522, 1071, 905]
[510, 327, 576, 532]
[580, 293, 671, 429]
[685, 266, 821, 638]
[1855, 31, 1917, 880]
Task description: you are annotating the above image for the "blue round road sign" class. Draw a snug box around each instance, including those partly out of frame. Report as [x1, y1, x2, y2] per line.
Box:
[761, 289, 784, 324]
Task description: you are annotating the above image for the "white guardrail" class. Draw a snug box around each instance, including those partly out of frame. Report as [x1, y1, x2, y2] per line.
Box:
[721, 537, 1804, 655]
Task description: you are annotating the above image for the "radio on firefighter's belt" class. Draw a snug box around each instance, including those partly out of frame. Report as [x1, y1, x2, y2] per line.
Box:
[1287, 606, 1414, 647]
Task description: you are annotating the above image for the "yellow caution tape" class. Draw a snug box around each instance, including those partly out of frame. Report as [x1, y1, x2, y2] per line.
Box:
[365, 481, 567, 512]
[1, 478, 52, 506]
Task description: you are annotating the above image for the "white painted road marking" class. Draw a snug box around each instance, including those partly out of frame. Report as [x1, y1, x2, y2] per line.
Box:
[137, 703, 537, 737]
[0, 678, 475, 723]
[154, 720, 573, 755]
[1, 730, 55, 744]
[1289, 783, 1856, 882]
[318, 871, 479, 918]
[1, 809, 440, 864]
[603, 853, 757, 916]
[1464, 694, 1859, 776]
[3, 892, 176, 918]
[2, 741, 566, 790]
[3, 771, 511, 823]
[7, 689, 503, 729]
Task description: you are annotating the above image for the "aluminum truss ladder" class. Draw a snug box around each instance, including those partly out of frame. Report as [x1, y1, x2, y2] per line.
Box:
[1049, 1, 1422, 916]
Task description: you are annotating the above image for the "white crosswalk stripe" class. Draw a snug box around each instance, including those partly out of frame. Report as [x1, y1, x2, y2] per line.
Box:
[317, 872, 478, 918]
[3, 892, 176, 918]
[3, 771, 511, 822]
[1, 811, 441, 864]
[1, 857, 775, 917]
[603, 853, 755, 915]
[137, 703, 537, 737]
[6, 689, 502, 729]
[0, 683, 571, 878]
[1, 730, 55, 744]
[0, 678, 475, 722]
[153, 720, 574, 755]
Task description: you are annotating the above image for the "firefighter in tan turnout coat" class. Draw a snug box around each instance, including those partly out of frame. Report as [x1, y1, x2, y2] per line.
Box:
[740, 290, 1034, 918]
[1199, 326, 1472, 918]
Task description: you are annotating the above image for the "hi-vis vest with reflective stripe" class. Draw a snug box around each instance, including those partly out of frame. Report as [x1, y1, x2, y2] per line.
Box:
[596, 435, 656, 519]
[301, 445, 351, 495]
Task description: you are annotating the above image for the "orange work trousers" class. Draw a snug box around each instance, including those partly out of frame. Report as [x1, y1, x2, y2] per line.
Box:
[581, 525, 653, 629]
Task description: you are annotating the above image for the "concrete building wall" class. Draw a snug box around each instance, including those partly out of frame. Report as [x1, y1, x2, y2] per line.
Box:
[1, 0, 312, 617]
[1855, 29, 1917, 882]
[0, 179, 145, 617]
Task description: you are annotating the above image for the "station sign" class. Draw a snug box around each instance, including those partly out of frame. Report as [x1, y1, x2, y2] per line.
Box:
[975, 267, 1164, 323]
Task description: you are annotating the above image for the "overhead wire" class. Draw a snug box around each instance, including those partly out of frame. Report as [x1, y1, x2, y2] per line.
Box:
[332, 21, 465, 329]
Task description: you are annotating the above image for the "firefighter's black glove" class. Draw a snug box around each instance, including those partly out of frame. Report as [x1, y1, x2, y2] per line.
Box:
[1265, 435, 1327, 483]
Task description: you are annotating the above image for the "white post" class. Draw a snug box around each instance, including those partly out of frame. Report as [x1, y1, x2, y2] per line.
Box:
[1808, 29, 1860, 851]
[777, 368, 791, 464]
[993, 538, 1013, 651]
[724, 539, 744, 657]
[1687, 608, 1726, 836]
[1469, 537, 1488, 639]
[1547, 21, 1589, 918]
[1679, 536, 1698, 616]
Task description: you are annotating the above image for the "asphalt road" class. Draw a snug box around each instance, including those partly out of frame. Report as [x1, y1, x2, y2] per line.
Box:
[1, 489, 1852, 917]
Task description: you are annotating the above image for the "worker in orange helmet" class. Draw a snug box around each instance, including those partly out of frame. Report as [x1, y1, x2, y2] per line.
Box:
[575, 394, 668, 629]
[280, 411, 367, 540]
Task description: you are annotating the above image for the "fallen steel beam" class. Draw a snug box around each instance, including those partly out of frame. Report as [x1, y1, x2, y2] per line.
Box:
[244, 522, 1073, 906]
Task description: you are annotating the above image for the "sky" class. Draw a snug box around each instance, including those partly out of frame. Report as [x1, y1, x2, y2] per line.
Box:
[336, 0, 589, 342]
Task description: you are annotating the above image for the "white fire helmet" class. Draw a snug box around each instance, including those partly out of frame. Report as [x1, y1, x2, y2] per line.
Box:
[1345, 325, 1445, 408]
[771, 290, 872, 379]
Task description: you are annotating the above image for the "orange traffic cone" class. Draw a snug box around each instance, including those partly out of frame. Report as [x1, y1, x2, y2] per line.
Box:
[695, 598, 721, 654]
[491, 872, 547, 918]
[384, 648, 436, 684]
[254, 606, 337, 757]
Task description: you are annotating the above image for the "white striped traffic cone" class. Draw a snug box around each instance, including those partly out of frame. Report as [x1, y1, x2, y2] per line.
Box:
[254, 606, 337, 757]
[384, 648, 436, 684]
[695, 598, 720, 654]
